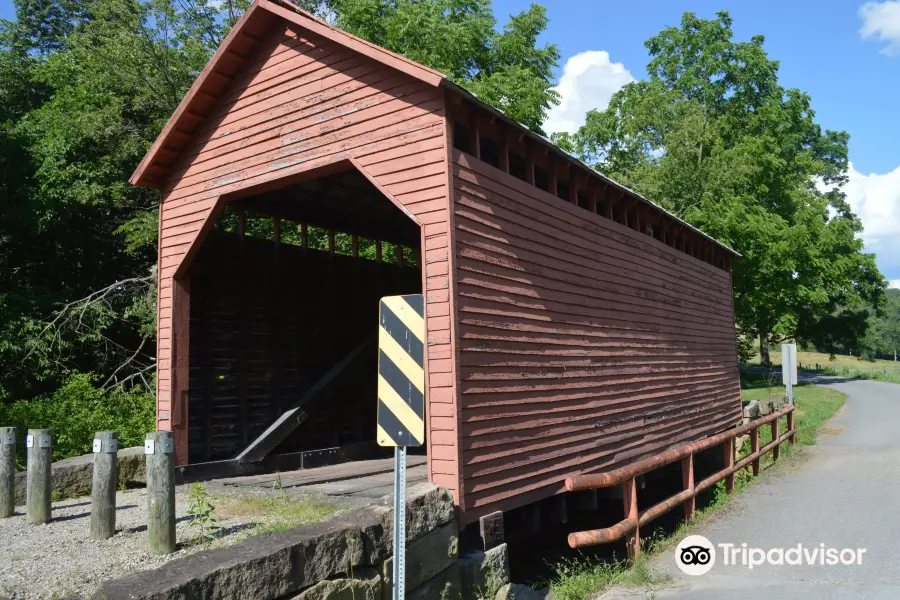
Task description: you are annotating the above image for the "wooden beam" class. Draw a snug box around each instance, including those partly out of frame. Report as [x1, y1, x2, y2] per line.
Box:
[171, 277, 190, 466]
[352, 234, 359, 258]
[470, 110, 480, 159]
[499, 125, 510, 174]
[376, 240, 383, 263]
[525, 143, 535, 185]
[572, 489, 599, 511]
[236, 337, 376, 463]
[301, 222, 308, 250]
[479, 511, 505, 551]
[548, 154, 558, 197]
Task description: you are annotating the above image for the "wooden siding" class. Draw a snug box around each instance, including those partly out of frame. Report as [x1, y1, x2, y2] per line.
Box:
[450, 150, 742, 520]
[155, 16, 459, 497]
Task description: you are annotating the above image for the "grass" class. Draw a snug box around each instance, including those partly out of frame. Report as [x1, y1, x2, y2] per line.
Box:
[215, 493, 343, 537]
[749, 349, 900, 383]
[548, 553, 668, 600]
[545, 374, 847, 600]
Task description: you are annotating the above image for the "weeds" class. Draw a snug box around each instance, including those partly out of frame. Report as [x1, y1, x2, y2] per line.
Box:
[548, 553, 667, 600]
[187, 483, 217, 547]
[218, 492, 342, 534]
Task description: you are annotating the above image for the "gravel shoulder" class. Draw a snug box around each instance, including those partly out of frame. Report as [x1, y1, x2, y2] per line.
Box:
[0, 484, 343, 599]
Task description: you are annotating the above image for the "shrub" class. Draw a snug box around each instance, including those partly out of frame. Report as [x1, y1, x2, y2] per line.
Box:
[0, 372, 155, 467]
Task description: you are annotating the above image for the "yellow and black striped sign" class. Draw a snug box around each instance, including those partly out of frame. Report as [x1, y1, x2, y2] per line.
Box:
[377, 294, 425, 447]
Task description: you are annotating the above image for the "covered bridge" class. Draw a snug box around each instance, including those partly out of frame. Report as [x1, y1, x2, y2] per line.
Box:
[133, 0, 742, 524]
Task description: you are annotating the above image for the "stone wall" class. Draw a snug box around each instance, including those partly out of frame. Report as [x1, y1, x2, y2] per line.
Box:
[13, 446, 146, 505]
[94, 483, 510, 600]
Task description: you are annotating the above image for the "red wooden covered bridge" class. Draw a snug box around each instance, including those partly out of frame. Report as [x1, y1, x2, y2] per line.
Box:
[134, 0, 742, 524]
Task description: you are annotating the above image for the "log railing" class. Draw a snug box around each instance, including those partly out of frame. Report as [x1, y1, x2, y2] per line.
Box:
[565, 404, 796, 559]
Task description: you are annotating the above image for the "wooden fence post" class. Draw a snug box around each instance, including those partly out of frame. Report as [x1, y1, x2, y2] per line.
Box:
[90, 431, 118, 540]
[681, 454, 695, 520]
[26, 429, 52, 525]
[146, 431, 176, 555]
[623, 477, 639, 561]
[1, 427, 14, 519]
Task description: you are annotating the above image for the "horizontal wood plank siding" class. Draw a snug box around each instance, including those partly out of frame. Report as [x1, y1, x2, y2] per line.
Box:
[155, 16, 457, 491]
[450, 150, 741, 520]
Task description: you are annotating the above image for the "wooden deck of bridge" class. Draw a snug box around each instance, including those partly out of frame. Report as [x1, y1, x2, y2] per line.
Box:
[215, 455, 429, 500]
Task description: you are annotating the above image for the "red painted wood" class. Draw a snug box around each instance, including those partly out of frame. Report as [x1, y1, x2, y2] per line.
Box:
[146, 10, 456, 493]
[138, 0, 742, 523]
[449, 150, 741, 518]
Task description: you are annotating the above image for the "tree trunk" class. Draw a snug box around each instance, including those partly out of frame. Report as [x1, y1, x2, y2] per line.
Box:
[759, 332, 771, 365]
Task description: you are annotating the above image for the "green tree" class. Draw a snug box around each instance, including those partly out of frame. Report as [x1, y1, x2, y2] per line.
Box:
[0, 0, 241, 399]
[559, 12, 884, 362]
[331, 0, 560, 133]
[865, 289, 900, 360]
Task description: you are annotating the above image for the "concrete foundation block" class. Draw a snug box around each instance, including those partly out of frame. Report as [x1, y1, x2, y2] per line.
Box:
[290, 568, 381, 600]
[14, 445, 146, 505]
[382, 520, 458, 598]
[495, 583, 554, 599]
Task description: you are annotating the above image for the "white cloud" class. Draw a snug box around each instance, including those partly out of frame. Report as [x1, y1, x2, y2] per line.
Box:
[859, 1, 900, 55]
[543, 50, 634, 135]
[890, 280, 900, 289]
[831, 163, 900, 281]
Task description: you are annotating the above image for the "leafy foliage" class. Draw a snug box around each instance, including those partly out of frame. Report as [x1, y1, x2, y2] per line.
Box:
[558, 12, 885, 360]
[0, 372, 155, 467]
[331, 0, 560, 133]
[863, 288, 900, 360]
[187, 482, 218, 547]
[0, 0, 557, 454]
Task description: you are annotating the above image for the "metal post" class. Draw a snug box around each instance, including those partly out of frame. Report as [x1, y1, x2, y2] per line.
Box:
[750, 427, 760, 476]
[26, 429, 52, 525]
[623, 477, 639, 561]
[724, 439, 735, 493]
[787, 411, 796, 446]
[90, 431, 118, 540]
[681, 454, 695, 521]
[1, 427, 14, 519]
[146, 431, 176, 555]
[392, 446, 407, 600]
[772, 420, 781, 461]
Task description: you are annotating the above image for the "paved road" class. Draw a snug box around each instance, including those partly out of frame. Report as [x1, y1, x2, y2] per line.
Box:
[625, 376, 900, 600]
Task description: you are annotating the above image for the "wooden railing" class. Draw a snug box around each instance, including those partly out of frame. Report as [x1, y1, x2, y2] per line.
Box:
[565, 405, 796, 559]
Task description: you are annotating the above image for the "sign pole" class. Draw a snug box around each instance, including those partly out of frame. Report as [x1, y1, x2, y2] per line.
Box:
[377, 294, 424, 600]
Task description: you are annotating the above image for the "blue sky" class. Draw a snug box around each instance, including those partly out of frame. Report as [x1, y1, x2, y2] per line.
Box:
[3, 0, 899, 282]
[491, 0, 900, 284]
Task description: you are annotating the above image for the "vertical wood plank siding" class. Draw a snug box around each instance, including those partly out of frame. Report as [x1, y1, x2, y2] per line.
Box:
[450, 150, 741, 521]
[156, 18, 459, 497]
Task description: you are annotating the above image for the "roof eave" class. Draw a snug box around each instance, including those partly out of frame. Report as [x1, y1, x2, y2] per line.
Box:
[441, 80, 740, 258]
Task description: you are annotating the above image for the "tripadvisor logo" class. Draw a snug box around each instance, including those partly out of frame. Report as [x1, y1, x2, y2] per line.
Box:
[675, 535, 868, 575]
[676, 535, 716, 576]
